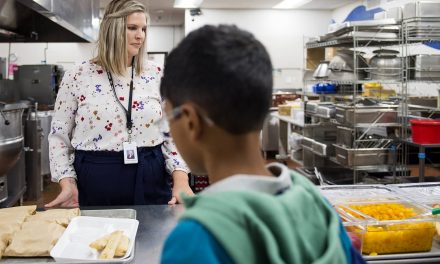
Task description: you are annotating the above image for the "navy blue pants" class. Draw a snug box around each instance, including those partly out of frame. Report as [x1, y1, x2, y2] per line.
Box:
[73, 145, 172, 206]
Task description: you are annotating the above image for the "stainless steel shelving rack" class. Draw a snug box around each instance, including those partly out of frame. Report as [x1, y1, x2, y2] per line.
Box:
[401, 16, 440, 182]
[303, 20, 405, 184]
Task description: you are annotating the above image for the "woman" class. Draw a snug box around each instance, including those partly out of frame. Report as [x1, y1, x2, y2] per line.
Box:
[46, 0, 193, 207]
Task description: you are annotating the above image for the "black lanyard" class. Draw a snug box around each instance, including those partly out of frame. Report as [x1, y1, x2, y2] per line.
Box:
[107, 60, 135, 133]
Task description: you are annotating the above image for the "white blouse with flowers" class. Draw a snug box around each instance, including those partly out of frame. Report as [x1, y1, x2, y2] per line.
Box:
[48, 60, 189, 182]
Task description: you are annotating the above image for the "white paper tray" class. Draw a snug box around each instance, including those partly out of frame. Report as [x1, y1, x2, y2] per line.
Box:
[50, 216, 139, 263]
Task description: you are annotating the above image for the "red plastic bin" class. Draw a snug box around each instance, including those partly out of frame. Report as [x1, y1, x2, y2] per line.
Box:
[410, 119, 440, 144]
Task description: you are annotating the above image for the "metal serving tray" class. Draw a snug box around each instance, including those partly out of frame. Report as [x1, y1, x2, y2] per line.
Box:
[408, 32, 440, 39]
[404, 1, 440, 19]
[316, 105, 336, 118]
[327, 19, 399, 34]
[336, 126, 354, 147]
[409, 55, 440, 80]
[404, 21, 440, 32]
[0, 209, 137, 264]
[305, 102, 319, 114]
[305, 101, 334, 114]
[312, 140, 334, 157]
[342, 31, 399, 39]
[301, 137, 335, 157]
[333, 144, 391, 167]
[335, 105, 398, 126]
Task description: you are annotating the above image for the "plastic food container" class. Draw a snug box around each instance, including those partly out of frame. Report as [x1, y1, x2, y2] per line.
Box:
[320, 185, 400, 204]
[410, 119, 440, 144]
[338, 201, 436, 255]
[312, 83, 336, 94]
[391, 183, 440, 206]
[50, 216, 139, 262]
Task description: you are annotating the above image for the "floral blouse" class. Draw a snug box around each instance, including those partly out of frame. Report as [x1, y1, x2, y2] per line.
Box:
[48, 60, 189, 182]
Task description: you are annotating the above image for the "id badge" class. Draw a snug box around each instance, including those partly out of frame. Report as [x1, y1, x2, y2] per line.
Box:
[123, 141, 138, 164]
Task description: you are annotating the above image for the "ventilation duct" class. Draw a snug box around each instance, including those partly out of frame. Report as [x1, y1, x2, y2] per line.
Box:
[0, 0, 100, 42]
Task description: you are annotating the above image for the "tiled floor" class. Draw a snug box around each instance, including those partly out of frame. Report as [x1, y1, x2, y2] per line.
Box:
[23, 179, 60, 208]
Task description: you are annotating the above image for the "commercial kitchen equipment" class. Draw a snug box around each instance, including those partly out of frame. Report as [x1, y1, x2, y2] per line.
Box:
[30, 110, 53, 177]
[403, 1, 440, 19]
[369, 49, 402, 81]
[0, 57, 6, 79]
[409, 55, 440, 81]
[328, 49, 369, 81]
[313, 61, 330, 79]
[14, 64, 63, 106]
[0, 101, 28, 204]
[261, 110, 279, 159]
[24, 104, 43, 201]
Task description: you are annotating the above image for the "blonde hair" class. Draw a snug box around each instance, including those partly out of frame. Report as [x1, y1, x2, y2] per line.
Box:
[95, 0, 148, 76]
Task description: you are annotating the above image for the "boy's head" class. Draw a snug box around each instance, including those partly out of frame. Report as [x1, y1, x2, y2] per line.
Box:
[160, 25, 273, 173]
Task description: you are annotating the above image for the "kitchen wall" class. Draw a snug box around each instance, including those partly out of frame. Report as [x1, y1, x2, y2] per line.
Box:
[332, 0, 415, 23]
[0, 25, 183, 71]
[184, 9, 333, 89]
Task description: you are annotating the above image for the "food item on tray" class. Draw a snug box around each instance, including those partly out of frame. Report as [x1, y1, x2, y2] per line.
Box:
[0, 206, 80, 258]
[115, 235, 130, 257]
[0, 205, 36, 216]
[0, 233, 11, 259]
[90, 234, 111, 251]
[90, 230, 130, 259]
[361, 222, 435, 254]
[278, 104, 292, 116]
[25, 208, 81, 227]
[349, 203, 417, 220]
[4, 221, 66, 257]
[343, 203, 436, 255]
[0, 205, 37, 259]
[100, 231, 122, 259]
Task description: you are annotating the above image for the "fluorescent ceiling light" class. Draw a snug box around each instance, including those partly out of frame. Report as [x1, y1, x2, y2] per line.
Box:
[273, 0, 312, 9]
[174, 0, 204, 8]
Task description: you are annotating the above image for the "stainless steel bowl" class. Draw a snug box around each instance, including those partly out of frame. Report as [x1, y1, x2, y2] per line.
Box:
[369, 49, 402, 80]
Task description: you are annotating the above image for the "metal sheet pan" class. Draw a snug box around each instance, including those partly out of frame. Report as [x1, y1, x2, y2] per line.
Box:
[404, 1, 440, 19]
[0, 209, 137, 263]
[328, 19, 399, 34]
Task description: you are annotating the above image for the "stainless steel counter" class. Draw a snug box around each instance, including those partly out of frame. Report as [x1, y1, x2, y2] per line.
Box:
[129, 205, 184, 263]
[0, 205, 184, 263]
[3, 204, 440, 263]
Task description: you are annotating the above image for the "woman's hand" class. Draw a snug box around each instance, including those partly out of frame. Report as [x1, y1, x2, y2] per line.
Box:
[45, 178, 79, 208]
[168, 171, 194, 205]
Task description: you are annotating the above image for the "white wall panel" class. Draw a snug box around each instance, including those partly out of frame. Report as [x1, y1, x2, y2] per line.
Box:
[184, 9, 332, 88]
[0, 25, 183, 71]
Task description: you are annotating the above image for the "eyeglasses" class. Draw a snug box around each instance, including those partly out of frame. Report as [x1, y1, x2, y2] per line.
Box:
[164, 106, 184, 122]
[162, 104, 215, 126]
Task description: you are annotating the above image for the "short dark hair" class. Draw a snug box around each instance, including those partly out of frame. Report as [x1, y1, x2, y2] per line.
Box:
[160, 25, 273, 134]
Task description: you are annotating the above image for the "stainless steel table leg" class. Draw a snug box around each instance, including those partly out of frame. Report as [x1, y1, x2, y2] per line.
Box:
[392, 144, 397, 183]
[419, 146, 425, 182]
[277, 120, 288, 159]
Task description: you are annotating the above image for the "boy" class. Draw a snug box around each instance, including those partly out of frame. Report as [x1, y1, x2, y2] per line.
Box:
[160, 25, 365, 264]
